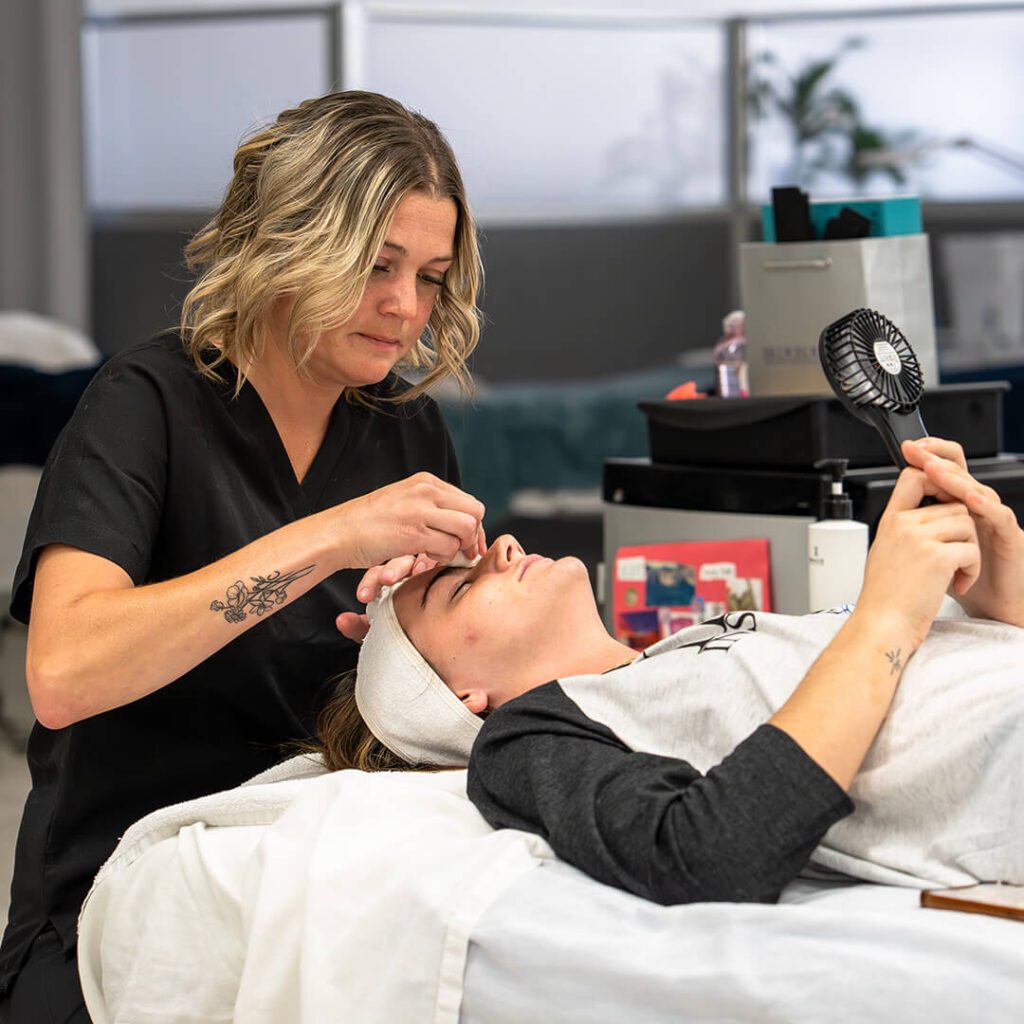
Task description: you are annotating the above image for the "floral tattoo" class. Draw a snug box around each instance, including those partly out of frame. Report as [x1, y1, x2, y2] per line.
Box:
[210, 565, 315, 624]
[885, 647, 903, 676]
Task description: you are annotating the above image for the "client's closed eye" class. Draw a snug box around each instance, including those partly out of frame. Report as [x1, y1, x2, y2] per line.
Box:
[451, 578, 471, 601]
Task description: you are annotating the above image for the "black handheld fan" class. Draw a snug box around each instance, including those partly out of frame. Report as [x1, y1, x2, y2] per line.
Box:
[818, 308, 927, 469]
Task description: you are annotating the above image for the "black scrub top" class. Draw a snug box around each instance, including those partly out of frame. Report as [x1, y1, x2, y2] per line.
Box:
[0, 332, 461, 991]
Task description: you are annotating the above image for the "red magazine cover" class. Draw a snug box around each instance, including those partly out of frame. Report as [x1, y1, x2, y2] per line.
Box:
[613, 539, 772, 650]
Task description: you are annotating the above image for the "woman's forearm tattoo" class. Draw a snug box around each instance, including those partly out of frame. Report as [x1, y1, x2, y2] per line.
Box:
[210, 565, 315, 624]
[885, 647, 903, 676]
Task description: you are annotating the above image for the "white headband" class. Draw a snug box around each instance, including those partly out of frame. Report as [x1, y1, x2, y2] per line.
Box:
[354, 561, 483, 767]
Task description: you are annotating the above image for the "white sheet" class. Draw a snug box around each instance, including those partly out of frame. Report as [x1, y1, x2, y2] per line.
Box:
[79, 763, 1024, 1024]
[463, 864, 1024, 1023]
[79, 763, 552, 1024]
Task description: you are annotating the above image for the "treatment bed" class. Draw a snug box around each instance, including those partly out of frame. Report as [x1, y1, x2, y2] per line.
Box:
[78, 761, 1024, 1023]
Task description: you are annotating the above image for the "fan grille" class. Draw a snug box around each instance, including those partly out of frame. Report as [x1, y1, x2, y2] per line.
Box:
[821, 308, 925, 414]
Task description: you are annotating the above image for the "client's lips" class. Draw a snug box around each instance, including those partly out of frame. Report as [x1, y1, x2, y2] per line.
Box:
[517, 555, 549, 581]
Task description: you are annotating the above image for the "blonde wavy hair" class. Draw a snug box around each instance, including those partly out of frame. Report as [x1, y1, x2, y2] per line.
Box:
[180, 90, 481, 402]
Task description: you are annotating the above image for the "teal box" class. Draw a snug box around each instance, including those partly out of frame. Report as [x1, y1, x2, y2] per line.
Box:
[761, 195, 922, 242]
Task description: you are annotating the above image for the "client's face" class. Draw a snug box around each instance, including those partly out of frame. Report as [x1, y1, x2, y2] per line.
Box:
[391, 534, 600, 708]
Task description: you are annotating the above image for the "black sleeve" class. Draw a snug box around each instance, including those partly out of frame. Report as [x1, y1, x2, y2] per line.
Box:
[467, 682, 854, 906]
[11, 353, 168, 622]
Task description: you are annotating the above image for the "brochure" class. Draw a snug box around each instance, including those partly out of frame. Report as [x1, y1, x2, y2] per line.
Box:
[613, 538, 772, 650]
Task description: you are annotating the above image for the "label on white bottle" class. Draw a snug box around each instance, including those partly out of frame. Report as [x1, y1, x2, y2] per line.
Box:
[808, 520, 869, 612]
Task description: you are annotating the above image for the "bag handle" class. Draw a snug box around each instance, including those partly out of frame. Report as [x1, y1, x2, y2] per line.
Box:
[763, 257, 833, 271]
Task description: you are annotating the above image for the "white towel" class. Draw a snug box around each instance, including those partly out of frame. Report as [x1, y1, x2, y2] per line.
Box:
[356, 579, 482, 766]
[78, 760, 553, 1024]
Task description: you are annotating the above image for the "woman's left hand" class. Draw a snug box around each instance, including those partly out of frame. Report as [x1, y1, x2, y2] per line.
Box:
[335, 522, 485, 642]
[903, 437, 1024, 627]
[335, 553, 437, 642]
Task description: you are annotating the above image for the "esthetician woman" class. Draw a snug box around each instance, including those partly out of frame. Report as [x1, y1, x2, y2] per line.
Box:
[0, 91, 485, 1022]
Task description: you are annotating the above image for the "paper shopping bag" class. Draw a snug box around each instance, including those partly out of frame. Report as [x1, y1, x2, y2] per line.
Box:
[739, 234, 938, 397]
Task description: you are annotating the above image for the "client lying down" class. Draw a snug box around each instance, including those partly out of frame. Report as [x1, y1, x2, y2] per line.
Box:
[314, 437, 1024, 902]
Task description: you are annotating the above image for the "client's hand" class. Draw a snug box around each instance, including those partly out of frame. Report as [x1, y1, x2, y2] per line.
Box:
[335, 553, 439, 643]
[855, 460, 980, 652]
[903, 437, 1024, 628]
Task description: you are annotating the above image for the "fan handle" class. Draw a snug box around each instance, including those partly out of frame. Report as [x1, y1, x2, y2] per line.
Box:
[861, 406, 927, 468]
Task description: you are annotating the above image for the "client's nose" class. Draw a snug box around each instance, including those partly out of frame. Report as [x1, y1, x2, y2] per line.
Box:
[489, 534, 525, 572]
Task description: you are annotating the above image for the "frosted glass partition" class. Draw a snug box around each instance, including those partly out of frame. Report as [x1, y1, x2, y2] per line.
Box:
[83, 14, 331, 210]
[367, 19, 726, 219]
[747, 9, 1024, 202]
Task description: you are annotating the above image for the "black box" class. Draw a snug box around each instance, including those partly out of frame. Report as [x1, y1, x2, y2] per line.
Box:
[603, 455, 1024, 536]
[640, 383, 1008, 469]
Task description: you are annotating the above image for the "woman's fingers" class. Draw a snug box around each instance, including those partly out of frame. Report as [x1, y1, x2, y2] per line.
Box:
[355, 553, 441, 603]
[403, 474, 486, 561]
[411, 554, 438, 576]
[336, 473, 488, 570]
[377, 554, 424, 588]
[453, 524, 486, 562]
[355, 557, 412, 602]
[419, 508, 486, 561]
[418, 474, 486, 526]
[473, 523, 488, 558]
[336, 611, 370, 642]
[354, 564, 386, 602]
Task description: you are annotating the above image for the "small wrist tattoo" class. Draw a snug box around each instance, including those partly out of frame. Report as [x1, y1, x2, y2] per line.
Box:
[885, 647, 903, 676]
[210, 565, 315, 624]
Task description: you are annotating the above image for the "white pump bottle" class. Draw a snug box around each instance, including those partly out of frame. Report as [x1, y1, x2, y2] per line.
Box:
[808, 459, 869, 611]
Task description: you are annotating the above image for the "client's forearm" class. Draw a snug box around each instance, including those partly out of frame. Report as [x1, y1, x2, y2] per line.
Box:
[768, 610, 913, 791]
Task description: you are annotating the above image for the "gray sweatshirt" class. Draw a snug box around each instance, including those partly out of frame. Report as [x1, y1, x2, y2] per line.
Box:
[468, 609, 1024, 904]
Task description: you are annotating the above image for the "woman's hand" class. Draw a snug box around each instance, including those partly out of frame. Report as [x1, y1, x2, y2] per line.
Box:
[335, 552, 440, 643]
[331, 473, 486, 571]
[331, 477, 483, 643]
[854, 460, 981, 652]
[903, 437, 1024, 627]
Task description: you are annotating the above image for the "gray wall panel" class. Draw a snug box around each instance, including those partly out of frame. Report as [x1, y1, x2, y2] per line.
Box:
[91, 217, 731, 380]
[475, 219, 728, 381]
[91, 208, 1024, 379]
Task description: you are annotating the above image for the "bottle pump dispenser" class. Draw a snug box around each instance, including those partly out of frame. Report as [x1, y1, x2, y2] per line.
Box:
[808, 459, 869, 611]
